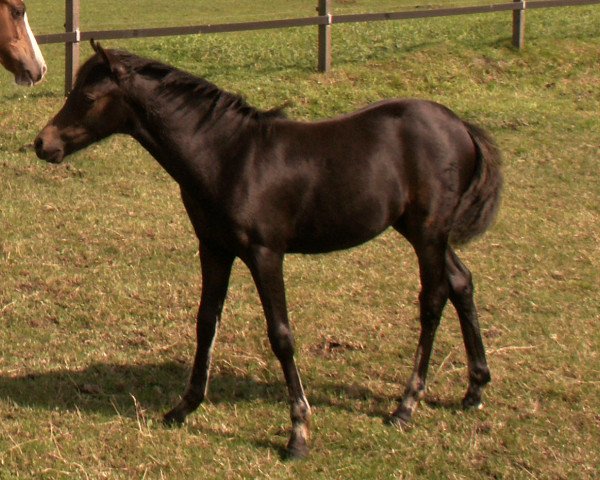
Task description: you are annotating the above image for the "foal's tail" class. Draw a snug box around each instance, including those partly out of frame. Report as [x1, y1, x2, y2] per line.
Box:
[449, 122, 503, 245]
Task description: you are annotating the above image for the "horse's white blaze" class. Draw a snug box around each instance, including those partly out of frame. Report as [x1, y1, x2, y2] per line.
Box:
[23, 13, 46, 80]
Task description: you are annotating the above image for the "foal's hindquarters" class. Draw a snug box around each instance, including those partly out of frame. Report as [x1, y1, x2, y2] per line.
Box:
[386, 120, 500, 427]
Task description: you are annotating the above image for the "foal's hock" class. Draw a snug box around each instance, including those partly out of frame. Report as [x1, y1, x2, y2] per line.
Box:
[35, 41, 502, 458]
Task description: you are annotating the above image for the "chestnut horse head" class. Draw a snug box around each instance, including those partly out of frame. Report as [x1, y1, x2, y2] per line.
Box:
[0, 0, 46, 85]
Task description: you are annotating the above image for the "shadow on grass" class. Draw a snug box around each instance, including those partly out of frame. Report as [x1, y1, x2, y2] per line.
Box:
[0, 362, 466, 459]
[0, 361, 408, 420]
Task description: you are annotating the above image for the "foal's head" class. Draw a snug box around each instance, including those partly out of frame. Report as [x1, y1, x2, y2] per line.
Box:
[35, 41, 133, 164]
[0, 0, 46, 85]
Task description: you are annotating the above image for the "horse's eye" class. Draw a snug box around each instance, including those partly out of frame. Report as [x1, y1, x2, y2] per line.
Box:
[11, 6, 25, 19]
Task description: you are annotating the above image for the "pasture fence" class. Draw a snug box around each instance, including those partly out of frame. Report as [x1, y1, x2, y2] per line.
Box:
[35, 0, 600, 95]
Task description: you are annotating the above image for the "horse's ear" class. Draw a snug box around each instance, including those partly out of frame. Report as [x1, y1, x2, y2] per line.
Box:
[90, 39, 129, 84]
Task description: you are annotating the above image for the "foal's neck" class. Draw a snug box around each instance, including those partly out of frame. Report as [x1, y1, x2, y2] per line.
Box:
[125, 74, 255, 193]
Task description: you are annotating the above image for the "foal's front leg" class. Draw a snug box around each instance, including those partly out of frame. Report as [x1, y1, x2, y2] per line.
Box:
[246, 246, 311, 459]
[164, 244, 234, 425]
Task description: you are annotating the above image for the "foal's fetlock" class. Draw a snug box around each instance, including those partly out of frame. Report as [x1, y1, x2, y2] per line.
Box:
[471, 364, 491, 386]
[462, 367, 490, 410]
[389, 378, 426, 427]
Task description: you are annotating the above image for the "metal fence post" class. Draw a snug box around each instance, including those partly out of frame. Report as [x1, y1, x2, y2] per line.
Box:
[512, 0, 526, 49]
[65, 0, 80, 95]
[318, 0, 332, 72]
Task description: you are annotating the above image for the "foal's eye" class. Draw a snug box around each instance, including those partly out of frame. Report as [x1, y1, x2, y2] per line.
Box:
[82, 93, 96, 106]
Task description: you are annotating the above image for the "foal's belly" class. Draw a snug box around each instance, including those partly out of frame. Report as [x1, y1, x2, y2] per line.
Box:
[286, 228, 387, 254]
[286, 194, 401, 254]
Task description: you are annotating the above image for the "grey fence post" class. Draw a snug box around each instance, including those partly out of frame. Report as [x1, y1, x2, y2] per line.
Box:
[512, 0, 526, 49]
[65, 0, 80, 95]
[318, 0, 332, 72]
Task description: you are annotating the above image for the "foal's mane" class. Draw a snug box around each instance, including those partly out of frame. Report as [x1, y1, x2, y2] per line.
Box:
[104, 50, 286, 122]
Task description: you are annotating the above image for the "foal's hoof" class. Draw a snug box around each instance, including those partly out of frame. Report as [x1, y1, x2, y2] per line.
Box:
[285, 432, 310, 460]
[285, 441, 310, 460]
[386, 415, 411, 430]
[163, 408, 187, 426]
[462, 395, 484, 411]
[386, 408, 412, 429]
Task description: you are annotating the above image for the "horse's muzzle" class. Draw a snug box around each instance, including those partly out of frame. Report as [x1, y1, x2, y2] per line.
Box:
[14, 58, 47, 87]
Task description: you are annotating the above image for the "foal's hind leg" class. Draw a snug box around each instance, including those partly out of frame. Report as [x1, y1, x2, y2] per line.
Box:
[446, 248, 491, 409]
[164, 244, 234, 425]
[390, 239, 449, 425]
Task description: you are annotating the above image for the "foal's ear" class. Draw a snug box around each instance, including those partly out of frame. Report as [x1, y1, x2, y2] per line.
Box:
[90, 39, 129, 85]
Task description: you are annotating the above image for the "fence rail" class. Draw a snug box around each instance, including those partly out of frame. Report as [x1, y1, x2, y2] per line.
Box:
[35, 0, 600, 94]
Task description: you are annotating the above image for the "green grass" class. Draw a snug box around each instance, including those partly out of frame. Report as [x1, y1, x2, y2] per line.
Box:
[1, 1, 599, 478]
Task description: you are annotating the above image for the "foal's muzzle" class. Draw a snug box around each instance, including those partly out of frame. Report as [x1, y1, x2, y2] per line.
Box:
[34, 128, 65, 164]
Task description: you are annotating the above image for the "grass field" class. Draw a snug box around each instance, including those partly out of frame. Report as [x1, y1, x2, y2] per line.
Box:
[1, 1, 599, 478]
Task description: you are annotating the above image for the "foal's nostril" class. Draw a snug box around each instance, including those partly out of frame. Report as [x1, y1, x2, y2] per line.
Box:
[34, 136, 44, 153]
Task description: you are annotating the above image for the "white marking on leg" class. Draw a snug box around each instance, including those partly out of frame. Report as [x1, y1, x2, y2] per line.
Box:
[202, 314, 220, 397]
